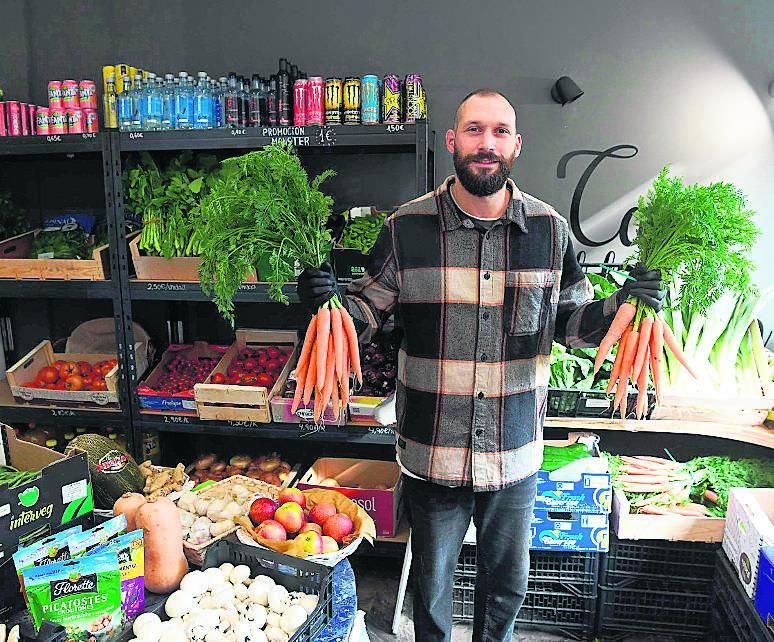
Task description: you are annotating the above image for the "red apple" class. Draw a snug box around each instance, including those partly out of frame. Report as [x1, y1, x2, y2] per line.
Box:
[323, 513, 354, 543]
[297, 530, 323, 555]
[278, 487, 306, 508]
[249, 497, 279, 526]
[321, 536, 339, 553]
[274, 501, 305, 534]
[300, 522, 322, 535]
[257, 519, 287, 542]
[309, 502, 337, 526]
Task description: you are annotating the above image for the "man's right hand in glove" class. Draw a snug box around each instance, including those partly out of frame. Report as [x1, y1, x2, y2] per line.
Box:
[296, 262, 340, 311]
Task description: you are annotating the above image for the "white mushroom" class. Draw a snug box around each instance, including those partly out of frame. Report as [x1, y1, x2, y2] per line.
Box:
[203, 567, 228, 591]
[233, 583, 249, 602]
[133, 613, 162, 642]
[266, 612, 281, 628]
[204, 632, 227, 642]
[242, 603, 268, 629]
[180, 570, 209, 597]
[264, 627, 288, 642]
[211, 583, 236, 608]
[219, 562, 235, 577]
[253, 575, 275, 587]
[186, 612, 220, 642]
[299, 594, 319, 615]
[233, 623, 268, 642]
[279, 605, 308, 635]
[158, 621, 187, 642]
[165, 590, 195, 619]
[247, 580, 270, 606]
[267, 585, 290, 614]
[229, 564, 251, 585]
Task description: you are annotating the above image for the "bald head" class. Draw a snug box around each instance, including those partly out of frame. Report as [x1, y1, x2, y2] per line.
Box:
[454, 89, 517, 131]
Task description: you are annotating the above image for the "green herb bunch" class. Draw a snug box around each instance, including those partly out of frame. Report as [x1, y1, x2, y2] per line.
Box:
[633, 166, 759, 314]
[198, 141, 335, 322]
[123, 152, 219, 258]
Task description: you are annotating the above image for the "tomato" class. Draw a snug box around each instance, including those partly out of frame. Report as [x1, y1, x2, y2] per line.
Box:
[91, 379, 107, 391]
[241, 373, 258, 385]
[77, 361, 93, 377]
[64, 375, 84, 391]
[22, 380, 39, 388]
[53, 360, 67, 369]
[81, 376, 93, 388]
[211, 372, 226, 384]
[38, 366, 60, 384]
[54, 380, 67, 390]
[58, 362, 79, 378]
[99, 363, 114, 377]
[106, 359, 118, 368]
[265, 359, 281, 372]
[256, 373, 274, 388]
[267, 347, 281, 360]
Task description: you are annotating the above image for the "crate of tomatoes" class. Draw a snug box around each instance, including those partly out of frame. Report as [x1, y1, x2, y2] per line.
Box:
[6, 340, 119, 407]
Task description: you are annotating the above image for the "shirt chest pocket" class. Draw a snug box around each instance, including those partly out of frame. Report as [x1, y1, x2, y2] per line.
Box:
[504, 270, 559, 336]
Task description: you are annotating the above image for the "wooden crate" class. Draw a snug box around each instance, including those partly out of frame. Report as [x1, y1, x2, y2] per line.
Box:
[6, 340, 119, 407]
[129, 235, 257, 282]
[611, 488, 725, 543]
[194, 329, 298, 422]
[0, 229, 109, 280]
[650, 393, 771, 426]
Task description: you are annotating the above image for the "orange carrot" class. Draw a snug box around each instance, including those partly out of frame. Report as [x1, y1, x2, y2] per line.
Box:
[636, 359, 650, 419]
[330, 303, 345, 383]
[313, 385, 324, 423]
[339, 305, 362, 385]
[321, 333, 336, 409]
[316, 303, 332, 390]
[296, 314, 317, 375]
[594, 302, 637, 373]
[339, 326, 349, 383]
[649, 322, 663, 402]
[340, 376, 350, 408]
[661, 322, 698, 378]
[302, 343, 317, 406]
[330, 375, 341, 420]
[291, 360, 307, 414]
[613, 330, 639, 418]
[606, 326, 632, 394]
[632, 316, 654, 383]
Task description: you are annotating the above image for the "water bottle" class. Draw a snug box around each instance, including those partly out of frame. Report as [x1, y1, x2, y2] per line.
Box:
[130, 74, 143, 131]
[161, 74, 175, 130]
[259, 77, 269, 126]
[117, 75, 133, 132]
[225, 73, 239, 128]
[193, 71, 212, 129]
[151, 77, 164, 130]
[141, 73, 161, 131]
[175, 72, 192, 130]
[215, 76, 227, 128]
[240, 76, 250, 127]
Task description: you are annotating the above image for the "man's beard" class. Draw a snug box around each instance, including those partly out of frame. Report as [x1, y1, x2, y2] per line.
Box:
[453, 149, 515, 196]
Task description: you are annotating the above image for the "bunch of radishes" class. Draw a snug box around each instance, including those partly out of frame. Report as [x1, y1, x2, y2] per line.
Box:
[213, 346, 291, 388]
[152, 356, 220, 395]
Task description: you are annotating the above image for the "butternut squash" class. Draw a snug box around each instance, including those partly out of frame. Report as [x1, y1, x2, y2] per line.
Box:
[135, 496, 188, 593]
[113, 492, 146, 531]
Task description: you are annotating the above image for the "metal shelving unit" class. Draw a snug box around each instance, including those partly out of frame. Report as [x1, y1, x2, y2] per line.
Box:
[0, 133, 103, 156]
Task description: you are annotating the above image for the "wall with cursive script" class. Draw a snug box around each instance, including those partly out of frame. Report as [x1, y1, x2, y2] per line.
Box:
[1, 0, 772, 336]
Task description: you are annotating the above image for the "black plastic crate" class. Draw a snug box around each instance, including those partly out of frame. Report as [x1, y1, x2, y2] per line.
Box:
[453, 575, 596, 641]
[598, 579, 711, 639]
[710, 551, 774, 642]
[597, 624, 704, 642]
[601, 533, 719, 587]
[547, 387, 654, 418]
[456, 545, 599, 589]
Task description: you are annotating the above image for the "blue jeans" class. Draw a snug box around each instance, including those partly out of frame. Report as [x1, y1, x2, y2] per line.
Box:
[404, 474, 537, 642]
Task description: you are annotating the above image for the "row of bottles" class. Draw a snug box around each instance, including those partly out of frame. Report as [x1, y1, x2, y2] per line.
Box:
[111, 59, 301, 132]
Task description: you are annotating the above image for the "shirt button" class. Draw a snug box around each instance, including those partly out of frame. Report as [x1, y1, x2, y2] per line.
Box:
[480, 353, 487, 362]
[475, 429, 484, 437]
[482, 311, 490, 320]
[477, 391, 484, 400]
[463, 220, 473, 228]
[483, 272, 491, 280]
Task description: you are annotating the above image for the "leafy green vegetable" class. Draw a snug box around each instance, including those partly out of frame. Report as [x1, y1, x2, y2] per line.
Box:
[586, 272, 619, 299]
[29, 229, 90, 259]
[198, 141, 335, 322]
[341, 212, 387, 253]
[542, 444, 591, 472]
[633, 166, 759, 314]
[686, 456, 774, 517]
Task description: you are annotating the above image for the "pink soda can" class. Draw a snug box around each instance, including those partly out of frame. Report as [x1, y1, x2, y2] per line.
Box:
[0, 102, 6, 136]
[293, 78, 308, 126]
[27, 104, 37, 135]
[84, 109, 99, 133]
[7, 101, 22, 136]
[36, 107, 50, 135]
[49, 108, 67, 134]
[306, 76, 324, 125]
[19, 102, 29, 136]
[79, 80, 97, 109]
[66, 108, 84, 134]
[48, 81, 63, 109]
[62, 80, 80, 109]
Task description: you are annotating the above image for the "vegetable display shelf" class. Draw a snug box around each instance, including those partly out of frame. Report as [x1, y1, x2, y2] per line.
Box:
[0, 278, 115, 298]
[0, 132, 103, 156]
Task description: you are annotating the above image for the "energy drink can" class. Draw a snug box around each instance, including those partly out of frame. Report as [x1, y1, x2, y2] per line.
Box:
[36, 107, 50, 135]
[0, 102, 7, 136]
[19, 103, 29, 136]
[84, 109, 99, 133]
[306, 76, 324, 125]
[7, 102, 22, 136]
[28, 104, 37, 135]
[79, 80, 98, 110]
[324, 77, 342, 125]
[62, 80, 80, 109]
[361, 75, 380, 124]
[404, 74, 427, 123]
[382, 74, 401, 123]
[293, 79, 308, 126]
[48, 81, 63, 109]
[66, 108, 84, 134]
[343, 77, 361, 125]
[49, 108, 67, 134]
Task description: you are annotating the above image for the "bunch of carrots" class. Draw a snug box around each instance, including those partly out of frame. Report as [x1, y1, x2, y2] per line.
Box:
[594, 301, 696, 419]
[291, 295, 362, 423]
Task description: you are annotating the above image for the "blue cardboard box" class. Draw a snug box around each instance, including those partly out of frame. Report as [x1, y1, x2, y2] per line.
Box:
[755, 546, 774, 630]
[530, 508, 609, 552]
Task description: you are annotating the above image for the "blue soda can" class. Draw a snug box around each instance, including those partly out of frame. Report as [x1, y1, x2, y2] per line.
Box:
[361, 75, 380, 124]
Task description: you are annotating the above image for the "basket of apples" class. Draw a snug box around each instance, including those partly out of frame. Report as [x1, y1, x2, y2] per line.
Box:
[235, 486, 376, 567]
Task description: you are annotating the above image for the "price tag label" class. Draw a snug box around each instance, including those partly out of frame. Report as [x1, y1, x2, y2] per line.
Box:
[261, 126, 311, 147]
[317, 127, 336, 146]
[163, 415, 190, 424]
[145, 282, 187, 292]
[385, 124, 405, 133]
[81, 133, 97, 140]
[367, 426, 395, 436]
[231, 128, 247, 136]
[46, 135, 62, 143]
[129, 132, 144, 139]
[237, 283, 257, 291]
[227, 420, 262, 428]
[50, 409, 76, 417]
[298, 422, 325, 436]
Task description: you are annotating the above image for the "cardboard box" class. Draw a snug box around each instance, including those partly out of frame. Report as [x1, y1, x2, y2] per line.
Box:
[723, 488, 774, 599]
[536, 436, 611, 514]
[755, 547, 774, 630]
[530, 508, 609, 552]
[612, 487, 725, 543]
[348, 395, 387, 426]
[298, 458, 403, 537]
[137, 342, 228, 412]
[0, 424, 93, 614]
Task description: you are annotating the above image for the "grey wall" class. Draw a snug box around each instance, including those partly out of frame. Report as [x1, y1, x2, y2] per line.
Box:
[2, 0, 773, 335]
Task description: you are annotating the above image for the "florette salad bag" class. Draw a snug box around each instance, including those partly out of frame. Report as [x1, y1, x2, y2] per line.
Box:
[70, 514, 127, 557]
[92, 529, 145, 620]
[12, 525, 83, 600]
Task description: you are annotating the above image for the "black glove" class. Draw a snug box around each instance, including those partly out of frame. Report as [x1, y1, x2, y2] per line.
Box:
[617, 263, 666, 311]
[297, 261, 342, 311]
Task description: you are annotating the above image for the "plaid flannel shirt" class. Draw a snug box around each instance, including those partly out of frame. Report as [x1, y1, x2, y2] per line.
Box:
[344, 177, 619, 491]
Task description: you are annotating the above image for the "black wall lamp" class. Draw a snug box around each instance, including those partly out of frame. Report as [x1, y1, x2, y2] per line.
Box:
[551, 76, 584, 105]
